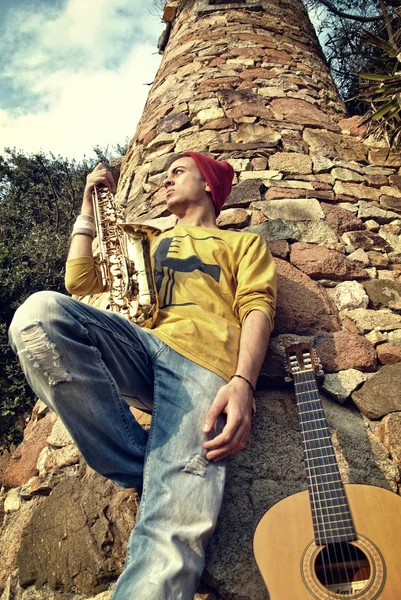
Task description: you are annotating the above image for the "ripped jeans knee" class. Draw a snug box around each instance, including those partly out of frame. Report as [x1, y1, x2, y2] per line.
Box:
[8, 292, 74, 387]
[19, 321, 72, 386]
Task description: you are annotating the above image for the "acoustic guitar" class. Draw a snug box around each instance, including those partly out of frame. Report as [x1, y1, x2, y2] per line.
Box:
[253, 342, 401, 599]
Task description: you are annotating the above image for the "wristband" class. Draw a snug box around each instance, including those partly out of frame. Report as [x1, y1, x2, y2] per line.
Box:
[71, 214, 96, 239]
[230, 374, 255, 394]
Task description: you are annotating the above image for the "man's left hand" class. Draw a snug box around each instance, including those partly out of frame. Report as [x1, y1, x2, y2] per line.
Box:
[202, 377, 253, 461]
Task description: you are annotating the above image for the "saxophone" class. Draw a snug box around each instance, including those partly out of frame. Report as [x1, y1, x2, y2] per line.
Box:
[92, 185, 161, 328]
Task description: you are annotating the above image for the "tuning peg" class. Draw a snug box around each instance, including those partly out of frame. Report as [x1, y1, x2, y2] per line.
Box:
[316, 370, 324, 377]
[284, 376, 293, 383]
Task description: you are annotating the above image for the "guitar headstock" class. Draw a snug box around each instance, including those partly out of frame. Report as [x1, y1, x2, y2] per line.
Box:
[284, 343, 324, 382]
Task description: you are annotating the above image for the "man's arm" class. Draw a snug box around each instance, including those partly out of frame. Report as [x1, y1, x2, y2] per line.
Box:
[203, 309, 272, 461]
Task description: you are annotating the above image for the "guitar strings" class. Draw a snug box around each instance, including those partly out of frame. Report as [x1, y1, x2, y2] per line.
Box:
[294, 373, 333, 589]
[301, 360, 363, 589]
[296, 368, 339, 591]
[298, 358, 364, 593]
[300, 367, 345, 591]
[295, 355, 360, 593]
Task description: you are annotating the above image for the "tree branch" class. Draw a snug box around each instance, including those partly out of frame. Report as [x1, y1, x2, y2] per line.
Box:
[35, 155, 60, 232]
[316, 0, 385, 23]
[379, 0, 396, 47]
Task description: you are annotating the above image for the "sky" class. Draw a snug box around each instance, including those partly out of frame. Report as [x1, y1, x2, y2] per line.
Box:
[0, 0, 164, 159]
[0, 0, 324, 160]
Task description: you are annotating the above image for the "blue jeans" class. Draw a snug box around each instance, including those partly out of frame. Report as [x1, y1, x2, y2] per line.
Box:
[9, 291, 227, 600]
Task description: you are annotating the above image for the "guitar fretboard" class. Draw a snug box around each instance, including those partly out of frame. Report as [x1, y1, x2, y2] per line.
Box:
[294, 371, 357, 545]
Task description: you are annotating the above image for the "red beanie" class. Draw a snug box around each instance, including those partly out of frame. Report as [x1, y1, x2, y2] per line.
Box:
[183, 152, 234, 216]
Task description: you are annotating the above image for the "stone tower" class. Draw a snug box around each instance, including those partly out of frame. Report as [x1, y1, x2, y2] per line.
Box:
[2, 2, 401, 600]
[117, 0, 349, 224]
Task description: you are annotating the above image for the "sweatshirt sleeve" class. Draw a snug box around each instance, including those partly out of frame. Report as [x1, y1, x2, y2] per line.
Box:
[65, 256, 106, 296]
[233, 235, 277, 330]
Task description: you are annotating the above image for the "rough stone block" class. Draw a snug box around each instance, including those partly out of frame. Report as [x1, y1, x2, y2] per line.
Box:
[323, 370, 368, 403]
[377, 413, 401, 466]
[314, 331, 376, 372]
[273, 258, 341, 334]
[343, 308, 401, 333]
[194, 107, 225, 126]
[331, 168, 364, 183]
[270, 99, 340, 132]
[304, 129, 367, 161]
[16, 472, 139, 594]
[352, 364, 401, 419]
[313, 157, 333, 173]
[363, 279, 401, 309]
[368, 149, 401, 167]
[290, 242, 368, 281]
[377, 343, 401, 365]
[217, 208, 249, 228]
[332, 280, 369, 311]
[239, 170, 281, 182]
[156, 112, 190, 134]
[2, 414, 54, 489]
[342, 231, 391, 253]
[234, 124, 281, 144]
[338, 116, 367, 137]
[226, 179, 263, 207]
[366, 251, 389, 268]
[357, 200, 399, 224]
[334, 182, 381, 202]
[254, 199, 323, 221]
[47, 418, 75, 448]
[321, 203, 364, 235]
[269, 152, 312, 175]
[380, 195, 401, 211]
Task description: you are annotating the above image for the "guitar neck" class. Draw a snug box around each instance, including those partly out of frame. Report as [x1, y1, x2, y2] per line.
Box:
[293, 371, 357, 545]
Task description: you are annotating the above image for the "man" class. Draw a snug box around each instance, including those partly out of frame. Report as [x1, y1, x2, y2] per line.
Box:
[9, 152, 277, 600]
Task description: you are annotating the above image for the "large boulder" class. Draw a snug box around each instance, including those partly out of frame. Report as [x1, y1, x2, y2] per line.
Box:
[352, 364, 401, 419]
[290, 242, 368, 280]
[16, 468, 138, 595]
[274, 258, 341, 334]
[2, 411, 54, 490]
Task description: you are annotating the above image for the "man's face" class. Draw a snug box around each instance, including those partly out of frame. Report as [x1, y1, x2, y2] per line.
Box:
[163, 157, 212, 215]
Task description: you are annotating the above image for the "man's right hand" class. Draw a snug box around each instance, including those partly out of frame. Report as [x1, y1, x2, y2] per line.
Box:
[81, 163, 116, 215]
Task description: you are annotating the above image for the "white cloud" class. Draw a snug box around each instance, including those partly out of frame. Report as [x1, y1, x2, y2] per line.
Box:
[0, 0, 163, 158]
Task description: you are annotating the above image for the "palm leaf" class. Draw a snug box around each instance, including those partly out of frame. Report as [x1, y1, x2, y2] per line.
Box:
[358, 72, 397, 82]
[371, 100, 398, 120]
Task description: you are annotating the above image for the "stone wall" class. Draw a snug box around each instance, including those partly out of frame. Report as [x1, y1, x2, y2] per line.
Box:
[114, 0, 401, 478]
[1, 1, 401, 599]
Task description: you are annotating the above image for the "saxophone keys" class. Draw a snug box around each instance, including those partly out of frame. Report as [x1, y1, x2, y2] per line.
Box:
[109, 254, 119, 264]
[110, 265, 121, 276]
[111, 295, 125, 306]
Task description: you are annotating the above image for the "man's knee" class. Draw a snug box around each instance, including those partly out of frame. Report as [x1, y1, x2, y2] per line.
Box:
[9, 291, 74, 386]
[9, 291, 66, 348]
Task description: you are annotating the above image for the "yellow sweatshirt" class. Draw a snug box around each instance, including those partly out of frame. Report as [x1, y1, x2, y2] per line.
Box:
[65, 225, 277, 382]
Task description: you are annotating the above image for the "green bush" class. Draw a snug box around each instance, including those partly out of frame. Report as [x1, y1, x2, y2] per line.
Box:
[0, 146, 124, 451]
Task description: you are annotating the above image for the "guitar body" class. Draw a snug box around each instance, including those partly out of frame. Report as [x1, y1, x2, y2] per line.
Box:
[254, 483, 401, 599]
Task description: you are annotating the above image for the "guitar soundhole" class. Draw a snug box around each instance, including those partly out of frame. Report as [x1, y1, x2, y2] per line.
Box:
[315, 542, 370, 595]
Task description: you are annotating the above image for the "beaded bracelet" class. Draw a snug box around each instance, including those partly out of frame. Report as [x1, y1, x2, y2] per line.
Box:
[230, 374, 255, 394]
